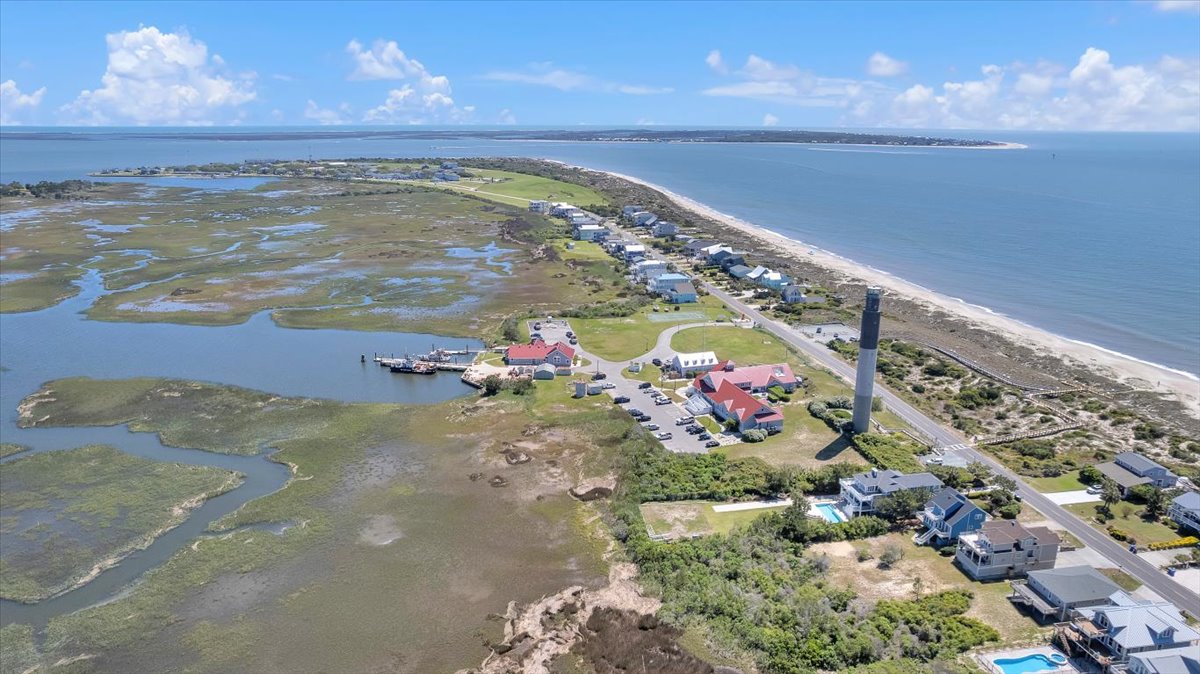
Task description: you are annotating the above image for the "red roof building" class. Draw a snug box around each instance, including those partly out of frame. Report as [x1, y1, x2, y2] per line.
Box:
[504, 340, 576, 367]
[705, 380, 784, 432]
[692, 363, 799, 395]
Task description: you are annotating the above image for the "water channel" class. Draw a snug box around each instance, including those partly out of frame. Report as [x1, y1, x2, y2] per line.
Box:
[0, 182, 484, 627]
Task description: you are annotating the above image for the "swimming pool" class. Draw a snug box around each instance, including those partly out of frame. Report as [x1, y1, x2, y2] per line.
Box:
[993, 653, 1067, 674]
[814, 502, 847, 523]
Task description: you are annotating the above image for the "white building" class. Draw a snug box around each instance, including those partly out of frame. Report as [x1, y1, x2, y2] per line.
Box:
[671, 351, 719, 376]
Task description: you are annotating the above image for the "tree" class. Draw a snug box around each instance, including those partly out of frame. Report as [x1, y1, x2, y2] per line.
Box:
[1100, 478, 1122, 515]
[874, 487, 933, 522]
[1144, 488, 1169, 519]
[482, 375, 503, 397]
[965, 461, 994, 487]
[1079, 465, 1103, 486]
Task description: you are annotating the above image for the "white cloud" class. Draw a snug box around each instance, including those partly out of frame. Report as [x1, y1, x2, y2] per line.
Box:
[271, 73, 296, 82]
[705, 49, 728, 74]
[498, 108, 517, 124]
[362, 86, 472, 124]
[304, 100, 348, 125]
[344, 39, 471, 124]
[1, 80, 46, 125]
[867, 52, 908, 77]
[62, 26, 255, 125]
[762, 113, 779, 127]
[1153, 0, 1200, 12]
[704, 46, 1199, 131]
[481, 64, 672, 95]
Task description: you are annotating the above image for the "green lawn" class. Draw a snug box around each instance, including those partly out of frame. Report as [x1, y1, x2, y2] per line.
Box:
[1098, 567, 1142, 592]
[551, 239, 611, 262]
[460, 169, 610, 207]
[639, 500, 786, 539]
[570, 296, 734, 361]
[671, 326, 798, 366]
[1026, 470, 1087, 493]
[1064, 502, 1180, 545]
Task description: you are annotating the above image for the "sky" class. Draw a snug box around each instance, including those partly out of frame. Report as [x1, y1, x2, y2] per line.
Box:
[1, 0, 1198, 130]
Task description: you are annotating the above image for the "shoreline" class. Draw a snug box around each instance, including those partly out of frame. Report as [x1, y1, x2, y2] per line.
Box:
[580, 165, 1199, 417]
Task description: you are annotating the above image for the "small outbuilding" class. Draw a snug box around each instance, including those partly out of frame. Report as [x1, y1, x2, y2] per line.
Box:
[533, 363, 557, 380]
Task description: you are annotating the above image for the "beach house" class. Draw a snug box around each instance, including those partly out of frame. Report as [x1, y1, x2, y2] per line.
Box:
[700, 381, 784, 433]
[631, 211, 658, 227]
[728, 264, 754, 280]
[955, 520, 1059, 581]
[1063, 592, 1200, 670]
[621, 204, 645, 220]
[529, 200, 550, 214]
[917, 487, 987, 545]
[622, 244, 647, 262]
[665, 281, 698, 304]
[1095, 452, 1178, 496]
[683, 239, 719, 258]
[632, 259, 669, 281]
[651, 221, 677, 238]
[573, 223, 608, 241]
[1009, 566, 1123, 622]
[1128, 647, 1200, 674]
[648, 272, 691, 294]
[504, 340, 576, 367]
[837, 468, 944, 517]
[1169, 491, 1200, 533]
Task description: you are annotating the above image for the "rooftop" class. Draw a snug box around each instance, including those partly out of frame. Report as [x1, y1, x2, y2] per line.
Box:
[1173, 490, 1200, 512]
[978, 520, 1059, 548]
[1095, 461, 1153, 489]
[1115, 451, 1168, 475]
[1027, 566, 1121, 605]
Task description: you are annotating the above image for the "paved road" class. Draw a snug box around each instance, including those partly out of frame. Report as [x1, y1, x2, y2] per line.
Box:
[693, 275, 1200, 616]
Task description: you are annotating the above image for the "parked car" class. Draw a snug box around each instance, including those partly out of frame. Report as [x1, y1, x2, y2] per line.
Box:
[534, 323, 542, 330]
[569, 338, 578, 345]
[651, 358, 663, 367]
[530, 333, 542, 340]
[1086, 483, 1103, 495]
[591, 372, 607, 380]
[675, 416, 694, 426]
[686, 425, 703, 434]
[655, 432, 673, 441]
[636, 414, 651, 422]
[638, 382, 653, 389]
[705, 440, 720, 448]
[565, 331, 574, 338]
[654, 398, 672, 406]
[643, 423, 660, 431]
[697, 432, 711, 441]
[613, 396, 630, 404]
[627, 408, 643, 416]
[601, 382, 616, 390]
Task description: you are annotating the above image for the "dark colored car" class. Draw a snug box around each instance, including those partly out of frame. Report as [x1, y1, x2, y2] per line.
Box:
[705, 440, 720, 448]
[697, 432, 711, 441]
[686, 425, 703, 434]
[627, 408, 643, 416]
[613, 396, 630, 404]
[569, 338, 578, 345]
[637, 382, 652, 389]
[651, 358, 663, 367]
[591, 372, 607, 380]
[636, 414, 651, 422]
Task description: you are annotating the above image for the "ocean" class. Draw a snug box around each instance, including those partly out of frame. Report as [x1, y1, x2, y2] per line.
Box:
[2, 128, 1197, 376]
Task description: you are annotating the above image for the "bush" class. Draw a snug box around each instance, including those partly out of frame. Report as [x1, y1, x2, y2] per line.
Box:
[853, 433, 925, 473]
[911, 383, 926, 394]
[938, 546, 956, 557]
[856, 546, 875, 562]
[997, 503, 1022, 519]
[742, 429, 767, 443]
[878, 544, 905, 568]
[1107, 526, 1129, 542]
[1079, 465, 1103, 485]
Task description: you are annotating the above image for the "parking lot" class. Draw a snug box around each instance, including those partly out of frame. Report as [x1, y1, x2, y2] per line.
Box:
[527, 318, 714, 454]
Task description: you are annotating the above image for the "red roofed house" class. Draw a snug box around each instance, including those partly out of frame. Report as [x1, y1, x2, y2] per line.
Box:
[705, 380, 784, 433]
[504, 340, 576, 367]
[693, 362, 799, 396]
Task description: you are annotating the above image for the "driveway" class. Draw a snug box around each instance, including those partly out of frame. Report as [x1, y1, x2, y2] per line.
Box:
[1044, 490, 1102, 506]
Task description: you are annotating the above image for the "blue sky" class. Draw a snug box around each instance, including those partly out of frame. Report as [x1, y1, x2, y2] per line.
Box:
[1, 0, 1198, 129]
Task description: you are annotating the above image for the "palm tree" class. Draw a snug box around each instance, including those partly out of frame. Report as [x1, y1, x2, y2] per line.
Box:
[1100, 478, 1122, 517]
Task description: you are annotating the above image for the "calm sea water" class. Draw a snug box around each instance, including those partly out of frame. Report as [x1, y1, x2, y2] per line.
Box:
[2, 128, 1197, 375]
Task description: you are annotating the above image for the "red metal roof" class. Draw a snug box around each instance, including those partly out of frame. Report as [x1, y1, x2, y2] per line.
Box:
[709, 380, 780, 423]
[505, 340, 575, 361]
[693, 363, 797, 394]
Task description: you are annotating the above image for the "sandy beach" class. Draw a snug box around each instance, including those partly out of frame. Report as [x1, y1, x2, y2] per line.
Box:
[587, 166, 1198, 418]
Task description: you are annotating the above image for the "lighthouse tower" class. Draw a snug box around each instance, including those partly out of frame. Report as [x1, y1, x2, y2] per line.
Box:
[852, 287, 883, 434]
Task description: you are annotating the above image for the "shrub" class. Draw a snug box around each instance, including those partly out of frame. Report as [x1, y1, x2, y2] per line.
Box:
[911, 383, 926, 394]
[742, 429, 768, 443]
[1107, 526, 1129, 542]
[856, 546, 875, 562]
[997, 503, 1022, 519]
[878, 544, 905, 568]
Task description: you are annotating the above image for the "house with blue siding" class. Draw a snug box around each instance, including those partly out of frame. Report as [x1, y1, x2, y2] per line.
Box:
[917, 487, 987, 545]
[665, 281, 698, 304]
[648, 272, 691, 294]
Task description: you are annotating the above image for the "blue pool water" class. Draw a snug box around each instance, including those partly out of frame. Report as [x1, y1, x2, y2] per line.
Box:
[993, 653, 1066, 674]
[814, 503, 847, 523]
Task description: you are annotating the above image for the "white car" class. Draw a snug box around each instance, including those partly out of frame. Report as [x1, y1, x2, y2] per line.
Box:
[643, 423, 660, 431]
[1087, 484, 1103, 495]
[675, 416, 695, 426]
[601, 382, 616, 390]
[655, 432, 673, 441]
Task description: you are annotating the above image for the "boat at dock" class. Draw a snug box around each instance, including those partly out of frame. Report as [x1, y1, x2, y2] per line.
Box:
[381, 357, 437, 374]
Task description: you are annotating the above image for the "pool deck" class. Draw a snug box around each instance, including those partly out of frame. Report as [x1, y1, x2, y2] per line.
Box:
[808, 498, 848, 523]
[977, 646, 1080, 674]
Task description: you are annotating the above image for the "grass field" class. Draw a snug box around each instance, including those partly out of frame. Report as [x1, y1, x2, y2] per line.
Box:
[570, 296, 735, 361]
[671, 326, 797, 366]
[1064, 502, 1179, 545]
[1026, 470, 1087, 493]
[457, 169, 609, 206]
[639, 500, 786, 539]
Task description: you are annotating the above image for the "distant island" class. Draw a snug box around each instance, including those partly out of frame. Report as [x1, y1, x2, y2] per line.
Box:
[2, 128, 1012, 148]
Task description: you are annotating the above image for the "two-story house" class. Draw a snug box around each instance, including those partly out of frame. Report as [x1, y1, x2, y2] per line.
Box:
[955, 520, 1059, 581]
[838, 468, 943, 518]
[1066, 592, 1200, 670]
[701, 380, 784, 433]
[1095, 452, 1179, 496]
[670, 351, 718, 377]
[690, 362, 800, 396]
[573, 224, 609, 241]
[1009, 566, 1122, 622]
[917, 487, 987, 545]
[647, 272, 691, 294]
[651, 221, 677, 238]
[1169, 491, 1200, 534]
[1128, 646, 1200, 674]
[665, 281, 698, 304]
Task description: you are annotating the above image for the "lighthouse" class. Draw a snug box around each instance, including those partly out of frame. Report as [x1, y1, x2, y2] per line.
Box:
[852, 287, 882, 434]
